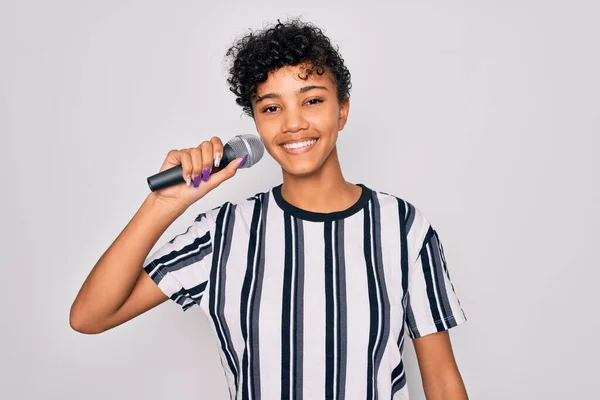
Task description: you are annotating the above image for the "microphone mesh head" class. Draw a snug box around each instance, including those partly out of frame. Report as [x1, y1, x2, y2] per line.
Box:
[227, 134, 265, 168]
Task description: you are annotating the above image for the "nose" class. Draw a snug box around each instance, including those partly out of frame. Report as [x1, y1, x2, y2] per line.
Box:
[281, 106, 308, 133]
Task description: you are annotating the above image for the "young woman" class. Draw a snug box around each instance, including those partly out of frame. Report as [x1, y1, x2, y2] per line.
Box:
[71, 18, 468, 400]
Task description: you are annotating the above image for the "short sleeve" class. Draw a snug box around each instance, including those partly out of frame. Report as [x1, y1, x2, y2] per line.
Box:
[404, 225, 467, 338]
[143, 209, 217, 311]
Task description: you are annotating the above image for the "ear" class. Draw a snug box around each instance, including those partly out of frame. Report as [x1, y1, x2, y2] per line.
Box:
[338, 97, 350, 131]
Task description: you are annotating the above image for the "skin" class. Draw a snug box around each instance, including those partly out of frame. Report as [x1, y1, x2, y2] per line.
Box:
[414, 331, 468, 399]
[70, 63, 467, 399]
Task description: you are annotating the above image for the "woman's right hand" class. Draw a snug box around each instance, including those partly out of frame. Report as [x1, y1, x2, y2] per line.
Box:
[151, 136, 246, 209]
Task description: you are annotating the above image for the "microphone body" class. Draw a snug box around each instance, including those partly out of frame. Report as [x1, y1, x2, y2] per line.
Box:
[147, 134, 264, 191]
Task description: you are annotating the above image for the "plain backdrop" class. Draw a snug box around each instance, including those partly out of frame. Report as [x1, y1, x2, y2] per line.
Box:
[1, 0, 598, 399]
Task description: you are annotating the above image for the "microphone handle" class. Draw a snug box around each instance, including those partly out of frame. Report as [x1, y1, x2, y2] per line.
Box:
[147, 145, 238, 191]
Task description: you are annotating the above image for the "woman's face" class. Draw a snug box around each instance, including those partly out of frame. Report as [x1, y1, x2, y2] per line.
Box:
[252, 64, 349, 177]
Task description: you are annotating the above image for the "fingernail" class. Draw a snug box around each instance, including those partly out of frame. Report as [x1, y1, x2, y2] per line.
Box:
[193, 174, 200, 188]
[202, 168, 211, 182]
[239, 154, 248, 168]
[185, 175, 191, 187]
[214, 154, 221, 168]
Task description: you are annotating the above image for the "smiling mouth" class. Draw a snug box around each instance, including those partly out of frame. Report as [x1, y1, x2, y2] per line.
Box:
[281, 138, 318, 152]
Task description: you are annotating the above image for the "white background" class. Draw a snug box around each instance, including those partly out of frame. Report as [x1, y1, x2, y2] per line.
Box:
[1, 0, 598, 399]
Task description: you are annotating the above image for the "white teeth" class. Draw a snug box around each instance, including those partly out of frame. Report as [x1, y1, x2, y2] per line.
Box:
[282, 139, 317, 150]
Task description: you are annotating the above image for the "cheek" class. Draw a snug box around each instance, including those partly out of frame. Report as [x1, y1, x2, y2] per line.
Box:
[255, 119, 277, 141]
[308, 105, 339, 127]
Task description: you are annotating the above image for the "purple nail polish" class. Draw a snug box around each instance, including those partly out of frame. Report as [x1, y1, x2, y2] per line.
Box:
[239, 154, 248, 168]
[193, 174, 201, 188]
[202, 168, 211, 182]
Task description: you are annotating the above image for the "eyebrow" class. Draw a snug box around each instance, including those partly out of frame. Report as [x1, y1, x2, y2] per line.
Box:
[254, 85, 329, 103]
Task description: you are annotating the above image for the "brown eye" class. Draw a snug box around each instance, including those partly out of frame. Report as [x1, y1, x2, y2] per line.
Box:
[263, 106, 279, 113]
[305, 98, 323, 106]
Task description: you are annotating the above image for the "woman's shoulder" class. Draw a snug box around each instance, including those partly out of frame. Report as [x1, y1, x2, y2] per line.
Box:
[363, 183, 431, 227]
[205, 185, 274, 216]
[363, 183, 415, 208]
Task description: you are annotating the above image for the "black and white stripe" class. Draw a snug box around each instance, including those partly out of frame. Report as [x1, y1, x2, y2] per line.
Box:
[144, 219, 212, 308]
[324, 219, 348, 400]
[334, 220, 348, 400]
[240, 193, 269, 400]
[437, 234, 467, 322]
[391, 199, 415, 394]
[281, 214, 305, 400]
[421, 227, 461, 330]
[207, 203, 240, 397]
[363, 194, 391, 400]
[391, 324, 407, 395]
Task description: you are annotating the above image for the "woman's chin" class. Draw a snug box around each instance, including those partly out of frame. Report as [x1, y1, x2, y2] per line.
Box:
[282, 162, 321, 178]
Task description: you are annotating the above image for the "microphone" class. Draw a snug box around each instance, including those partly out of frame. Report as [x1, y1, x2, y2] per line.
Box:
[147, 134, 265, 191]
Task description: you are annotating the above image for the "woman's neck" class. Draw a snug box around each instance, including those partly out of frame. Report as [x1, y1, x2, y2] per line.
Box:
[280, 147, 363, 213]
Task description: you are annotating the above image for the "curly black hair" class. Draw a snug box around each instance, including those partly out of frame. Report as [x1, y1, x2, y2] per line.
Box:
[225, 18, 352, 118]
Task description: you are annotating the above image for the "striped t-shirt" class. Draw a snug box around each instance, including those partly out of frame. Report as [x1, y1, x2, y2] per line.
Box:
[143, 183, 467, 400]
